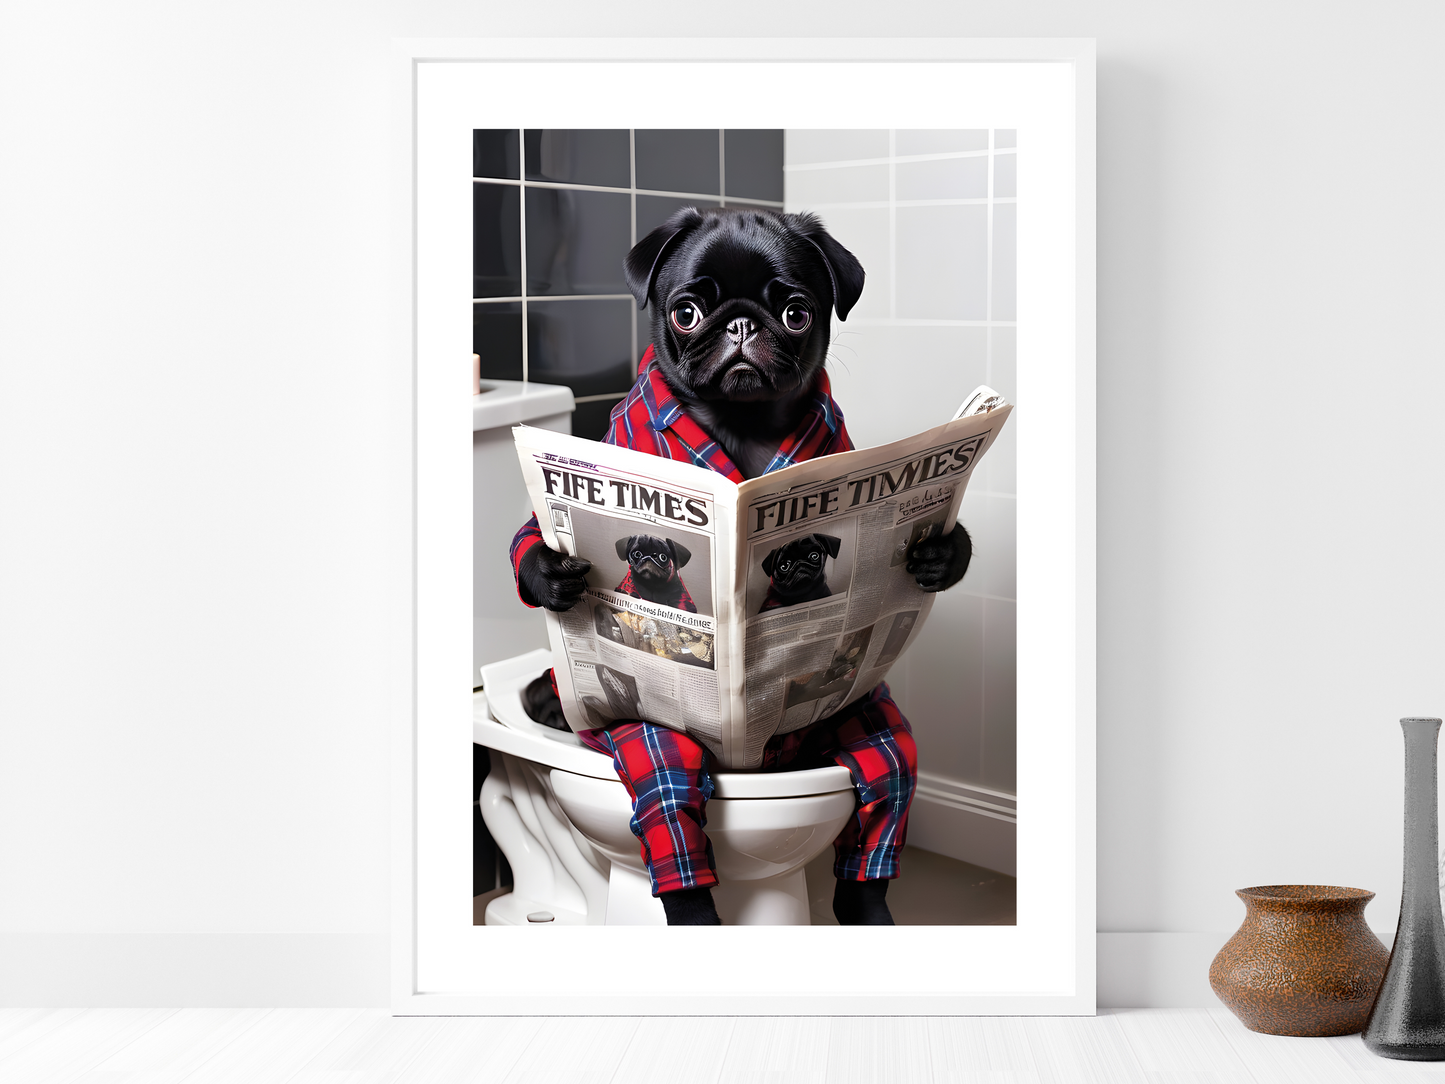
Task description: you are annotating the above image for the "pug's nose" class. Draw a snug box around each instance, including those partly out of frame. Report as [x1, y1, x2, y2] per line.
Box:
[726, 316, 756, 343]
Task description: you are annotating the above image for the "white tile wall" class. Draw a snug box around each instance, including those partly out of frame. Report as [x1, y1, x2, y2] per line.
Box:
[786, 163, 890, 206]
[895, 205, 990, 320]
[809, 207, 891, 322]
[785, 128, 890, 163]
[990, 203, 1017, 321]
[895, 156, 989, 201]
[785, 130, 1017, 811]
[826, 323, 989, 449]
[895, 129, 990, 155]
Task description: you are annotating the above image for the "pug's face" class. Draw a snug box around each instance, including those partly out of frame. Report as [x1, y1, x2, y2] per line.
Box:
[616, 534, 691, 593]
[624, 208, 865, 404]
[762, 533, 843, 597]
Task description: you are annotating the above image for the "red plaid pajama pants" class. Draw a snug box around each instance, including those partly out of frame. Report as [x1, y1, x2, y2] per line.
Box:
[579, 682, 917, 896]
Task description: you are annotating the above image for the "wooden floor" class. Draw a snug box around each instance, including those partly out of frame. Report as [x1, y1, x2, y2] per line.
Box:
[2, 1006, 1441, 1082]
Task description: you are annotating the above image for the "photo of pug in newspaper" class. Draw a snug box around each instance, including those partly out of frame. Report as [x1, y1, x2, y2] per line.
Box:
[744, 521, 858, 619]
[560, 507, 718, 669]
[613, 534, 697, 612]
[758, 533, 843, 613]
[569, 510, 715, 618]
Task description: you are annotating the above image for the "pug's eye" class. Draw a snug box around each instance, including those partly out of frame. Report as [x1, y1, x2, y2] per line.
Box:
[631, 550, 644, 561]
[809, 551, 819, 561]
[779, 559, 792, 572]
[782, 303, 812, 333]
[671, 302, 703, 333]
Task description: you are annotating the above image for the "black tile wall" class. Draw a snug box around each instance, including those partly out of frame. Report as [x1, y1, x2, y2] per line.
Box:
[473, 184, 520, 298]
[525, 188, 630, 296]
[473, 302, 522, 382]
[473, 129, 520, 180]
[475, 129, 783, 441]
[635, 194, 720, 241]
[525, 129, 630, 188]
[635, 129, 720, 195]
[724, 130, 784, 202]
[571, 399, 625, 442]
[526, 299, 634, 396]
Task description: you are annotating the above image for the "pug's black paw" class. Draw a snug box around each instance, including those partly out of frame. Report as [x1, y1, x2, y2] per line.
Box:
[518, 545, 592, 612]
[906, 524, 972, 593]
[522, 671, 569, 731]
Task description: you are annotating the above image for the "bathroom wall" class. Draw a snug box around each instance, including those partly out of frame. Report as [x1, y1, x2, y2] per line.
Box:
[473, 129, 784, 438]
[786, 130, 1018, 874]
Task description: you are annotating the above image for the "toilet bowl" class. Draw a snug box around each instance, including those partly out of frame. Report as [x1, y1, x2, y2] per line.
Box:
[475, 649, 857, 925]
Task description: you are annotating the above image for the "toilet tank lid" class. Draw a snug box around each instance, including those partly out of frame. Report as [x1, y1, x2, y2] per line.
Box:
[473, 379, 575, 431]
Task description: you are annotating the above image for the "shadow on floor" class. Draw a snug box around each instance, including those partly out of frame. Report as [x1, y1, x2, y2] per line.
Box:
[804, 844, 1016, 925]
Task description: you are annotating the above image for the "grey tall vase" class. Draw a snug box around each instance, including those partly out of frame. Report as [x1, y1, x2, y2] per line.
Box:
[1363, 717, 1445, 1059]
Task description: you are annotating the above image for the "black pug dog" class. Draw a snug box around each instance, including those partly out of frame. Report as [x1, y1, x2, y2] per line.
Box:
[518, 207, 971, 725]
[759, 533, 842, 612]
[616, 534, 696, 612]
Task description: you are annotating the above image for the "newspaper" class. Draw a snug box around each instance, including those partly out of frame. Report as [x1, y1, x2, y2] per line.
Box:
[511, 387, 1013, 769]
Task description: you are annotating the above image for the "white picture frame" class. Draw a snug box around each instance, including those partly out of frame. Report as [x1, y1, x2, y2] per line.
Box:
[393, 37, 1096, 1015]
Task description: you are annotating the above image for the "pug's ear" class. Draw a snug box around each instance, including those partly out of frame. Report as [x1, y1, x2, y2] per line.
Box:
[761, 548, 780, 577]
[785, 212, 866, 321]
[817, 534, 843, 559]
[616, 537, 633, 561]
[625, 207, 706, 310]
[668, 540, 691, 568]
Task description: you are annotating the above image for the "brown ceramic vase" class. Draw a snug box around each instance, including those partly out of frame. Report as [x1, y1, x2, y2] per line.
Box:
[1210, 885, 1389, 1036]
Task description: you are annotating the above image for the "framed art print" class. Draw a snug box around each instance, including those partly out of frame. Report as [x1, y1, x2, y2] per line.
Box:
[393, 38, 1096, 1014]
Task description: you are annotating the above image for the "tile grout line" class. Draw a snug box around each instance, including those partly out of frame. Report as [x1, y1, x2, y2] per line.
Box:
[888, 128, 896, 321]
[790, 197, 1016, 210]
[517, 128, 528, 386]
[986, 128, 995, 392]
[630, 128, 638, 370]
[474, 294, 634, 304]
[787, 147, 1016, 170]
[473, 175, 782, 208]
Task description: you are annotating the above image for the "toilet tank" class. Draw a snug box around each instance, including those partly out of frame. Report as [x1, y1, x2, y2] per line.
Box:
[474, 379, 575, 687]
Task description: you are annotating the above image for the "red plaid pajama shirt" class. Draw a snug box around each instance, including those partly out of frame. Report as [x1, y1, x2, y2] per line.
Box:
[510, 347, 918, 894]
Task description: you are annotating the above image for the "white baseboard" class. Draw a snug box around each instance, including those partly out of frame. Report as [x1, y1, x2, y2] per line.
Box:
[907, 771, 1016, 876]
[0, 933, 388, 1007]
[1097, 932, 1230, 1007]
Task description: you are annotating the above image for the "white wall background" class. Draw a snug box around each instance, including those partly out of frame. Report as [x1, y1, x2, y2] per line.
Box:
[4, 1, 1445, 1007]
[785, 129, 1019, 875]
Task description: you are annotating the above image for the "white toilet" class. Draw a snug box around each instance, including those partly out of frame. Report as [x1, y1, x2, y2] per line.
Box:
[475, 649, 858, 926]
